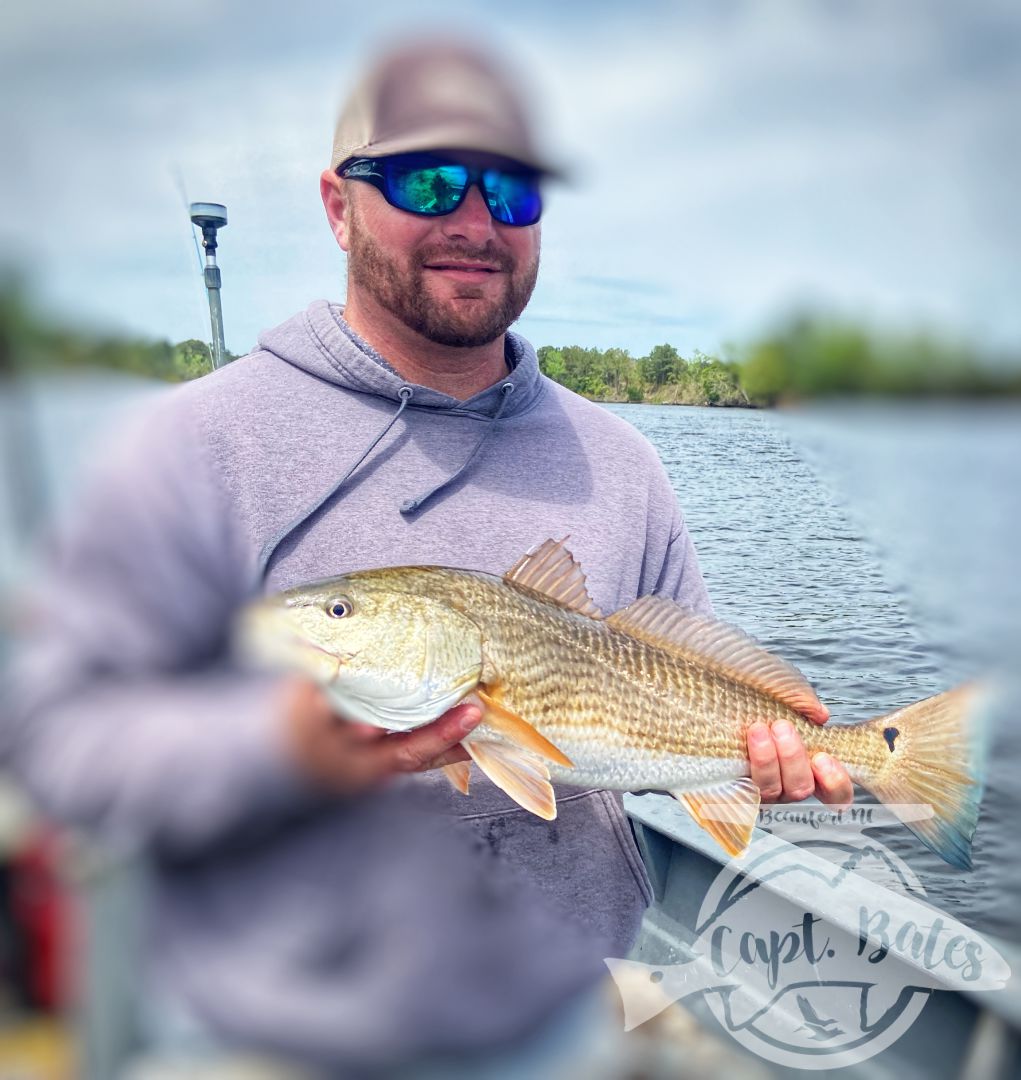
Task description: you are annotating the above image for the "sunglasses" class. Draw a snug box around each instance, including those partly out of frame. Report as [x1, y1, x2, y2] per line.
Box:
[338, 153, 543, 227]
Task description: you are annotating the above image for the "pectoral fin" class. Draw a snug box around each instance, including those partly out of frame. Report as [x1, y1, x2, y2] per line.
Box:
[442, 761, 472, 795]
[463, 740, 557, 821]
[672, 777, 761, 858]
[476, 685, 574, 768]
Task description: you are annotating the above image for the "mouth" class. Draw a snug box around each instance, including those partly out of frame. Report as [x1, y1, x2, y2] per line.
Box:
[423, 261, 503, 281]
[241, 610, 357, 669]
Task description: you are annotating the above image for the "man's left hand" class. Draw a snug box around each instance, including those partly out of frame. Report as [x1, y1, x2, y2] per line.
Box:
[746, 721, 853, 806]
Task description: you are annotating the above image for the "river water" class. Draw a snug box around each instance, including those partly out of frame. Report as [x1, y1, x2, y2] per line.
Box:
[605, 401, 1021, 942]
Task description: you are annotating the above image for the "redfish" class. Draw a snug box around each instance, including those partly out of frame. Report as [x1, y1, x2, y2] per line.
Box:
[241, 539, 985, 868]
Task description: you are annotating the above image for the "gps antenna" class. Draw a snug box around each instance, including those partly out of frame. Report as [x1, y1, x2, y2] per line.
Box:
[189, 202, 229, 369]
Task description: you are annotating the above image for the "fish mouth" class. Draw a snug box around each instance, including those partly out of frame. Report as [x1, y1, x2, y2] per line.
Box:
[239, 608, 357, 675]
[299, 637, 356, 664]
[288, 635, 358, 673]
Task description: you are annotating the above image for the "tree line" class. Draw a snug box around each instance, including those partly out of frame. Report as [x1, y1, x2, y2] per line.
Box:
[538, 317, 1019, 405]
[739, 315, 1021, 403]
[3, 278, 1018, 403]
[0, 278, 235, 382]
[537, 343, 749, 406]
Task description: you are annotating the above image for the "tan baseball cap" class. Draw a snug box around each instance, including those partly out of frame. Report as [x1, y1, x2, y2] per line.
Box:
[330, 40, 563, 177]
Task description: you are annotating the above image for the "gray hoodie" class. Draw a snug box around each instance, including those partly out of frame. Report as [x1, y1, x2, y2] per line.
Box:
[3, 300, 712, 1070]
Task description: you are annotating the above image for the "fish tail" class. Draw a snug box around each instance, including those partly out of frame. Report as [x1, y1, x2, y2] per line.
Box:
[856, 683, 989, 870]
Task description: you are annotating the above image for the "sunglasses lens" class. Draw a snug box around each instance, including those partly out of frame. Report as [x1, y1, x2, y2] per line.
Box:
[482, 170, 542, 226]
[353, 155, 542, 226]
[386, 160, 469, 215]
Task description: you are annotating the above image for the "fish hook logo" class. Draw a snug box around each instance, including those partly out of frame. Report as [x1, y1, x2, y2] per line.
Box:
[606, 816, 1010, 1070]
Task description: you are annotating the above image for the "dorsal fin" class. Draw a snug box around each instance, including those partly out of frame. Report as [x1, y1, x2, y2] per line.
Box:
[503, 538, 603, 620]
[605, 596, 829, 724]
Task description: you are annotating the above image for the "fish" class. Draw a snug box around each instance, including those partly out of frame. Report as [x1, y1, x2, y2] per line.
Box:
[239, 538, 986, 869]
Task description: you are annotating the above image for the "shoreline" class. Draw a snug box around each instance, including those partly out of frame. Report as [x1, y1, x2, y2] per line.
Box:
[580, 396, 759, 409]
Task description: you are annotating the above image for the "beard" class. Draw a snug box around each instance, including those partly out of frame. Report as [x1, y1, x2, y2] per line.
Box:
[346, 208, 539, 348]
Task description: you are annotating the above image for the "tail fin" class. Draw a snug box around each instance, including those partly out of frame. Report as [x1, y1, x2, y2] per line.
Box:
[860, 684, 988, 870]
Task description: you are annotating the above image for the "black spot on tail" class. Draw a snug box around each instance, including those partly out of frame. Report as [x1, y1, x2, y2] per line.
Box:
[883, 726, 900, 752]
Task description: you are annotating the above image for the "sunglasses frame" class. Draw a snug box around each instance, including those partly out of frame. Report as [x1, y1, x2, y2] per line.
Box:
[337, 153, 543, 227]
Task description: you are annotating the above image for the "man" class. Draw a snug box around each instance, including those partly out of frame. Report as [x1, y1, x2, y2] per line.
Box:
[4, 40, 851, 1074]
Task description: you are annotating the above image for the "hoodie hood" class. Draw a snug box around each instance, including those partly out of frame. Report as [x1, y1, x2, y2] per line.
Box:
[257, 299, 547, 420]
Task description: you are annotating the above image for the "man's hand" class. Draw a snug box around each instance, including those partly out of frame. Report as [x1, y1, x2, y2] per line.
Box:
[747, 720, 853, 807]
[280, 680, 481, 796]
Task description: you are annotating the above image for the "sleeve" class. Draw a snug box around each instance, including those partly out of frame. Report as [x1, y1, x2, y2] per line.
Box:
[654, 507, 715, 619]
[0, 390, 313, 858]
[630, 438, 715, 618]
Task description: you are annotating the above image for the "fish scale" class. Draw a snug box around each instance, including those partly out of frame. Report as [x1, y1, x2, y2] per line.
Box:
[243, 539, 987, 867]
[363, 567, 908, 788]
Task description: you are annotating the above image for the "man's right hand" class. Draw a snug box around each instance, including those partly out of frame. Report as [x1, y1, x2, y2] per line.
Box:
[280, 679, 481, 796]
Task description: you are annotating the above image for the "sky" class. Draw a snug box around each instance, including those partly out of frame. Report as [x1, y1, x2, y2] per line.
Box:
[2, 0, 1019, 360]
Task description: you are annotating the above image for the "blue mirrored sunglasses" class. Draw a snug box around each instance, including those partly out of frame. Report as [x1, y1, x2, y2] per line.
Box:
[338, 153, 543, 227]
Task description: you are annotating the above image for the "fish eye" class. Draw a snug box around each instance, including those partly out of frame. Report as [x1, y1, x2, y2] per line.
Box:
[326, 598, 353, 619]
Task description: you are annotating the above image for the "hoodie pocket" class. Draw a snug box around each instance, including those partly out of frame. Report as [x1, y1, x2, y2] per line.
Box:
[459, 788, 653, 957]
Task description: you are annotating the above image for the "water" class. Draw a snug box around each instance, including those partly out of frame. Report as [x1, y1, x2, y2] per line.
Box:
[605, 402, 1021, 941]
[0, 373, 164, 591]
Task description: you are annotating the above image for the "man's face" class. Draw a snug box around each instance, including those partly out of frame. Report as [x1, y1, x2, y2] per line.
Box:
[340, 155, 541, 349]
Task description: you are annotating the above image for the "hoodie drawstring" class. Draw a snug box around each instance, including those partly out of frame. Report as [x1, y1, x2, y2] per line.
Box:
[256, 386, 414, 578]
[400, 382, 515, 516]
[257, 380, 515, 578]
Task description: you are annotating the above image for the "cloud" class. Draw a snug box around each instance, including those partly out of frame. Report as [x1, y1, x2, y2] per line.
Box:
[2, 0, 1018, 355]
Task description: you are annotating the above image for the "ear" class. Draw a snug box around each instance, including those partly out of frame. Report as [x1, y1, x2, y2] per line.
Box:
[320, 168, 351, 252]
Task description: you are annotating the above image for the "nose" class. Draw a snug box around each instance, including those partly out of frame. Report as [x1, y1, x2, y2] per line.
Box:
[440, 183, 496, 243]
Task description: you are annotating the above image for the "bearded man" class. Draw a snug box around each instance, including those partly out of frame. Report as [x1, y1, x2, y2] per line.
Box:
[5, 40, 851, 1075]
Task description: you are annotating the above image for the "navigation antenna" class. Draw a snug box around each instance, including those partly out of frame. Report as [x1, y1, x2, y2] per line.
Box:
[189, 202, 229, 369]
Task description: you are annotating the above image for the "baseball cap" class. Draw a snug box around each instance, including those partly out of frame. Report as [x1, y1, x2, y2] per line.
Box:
[330, 40, 563, 177]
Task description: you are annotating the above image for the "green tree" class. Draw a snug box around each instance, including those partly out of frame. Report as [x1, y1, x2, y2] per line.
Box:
[741, 341, 792, 404]
[172, 339, 216, 380]
[601, 347, 632, 398]
[643, 343, 680, 387]
[537, 345, 567, 383]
